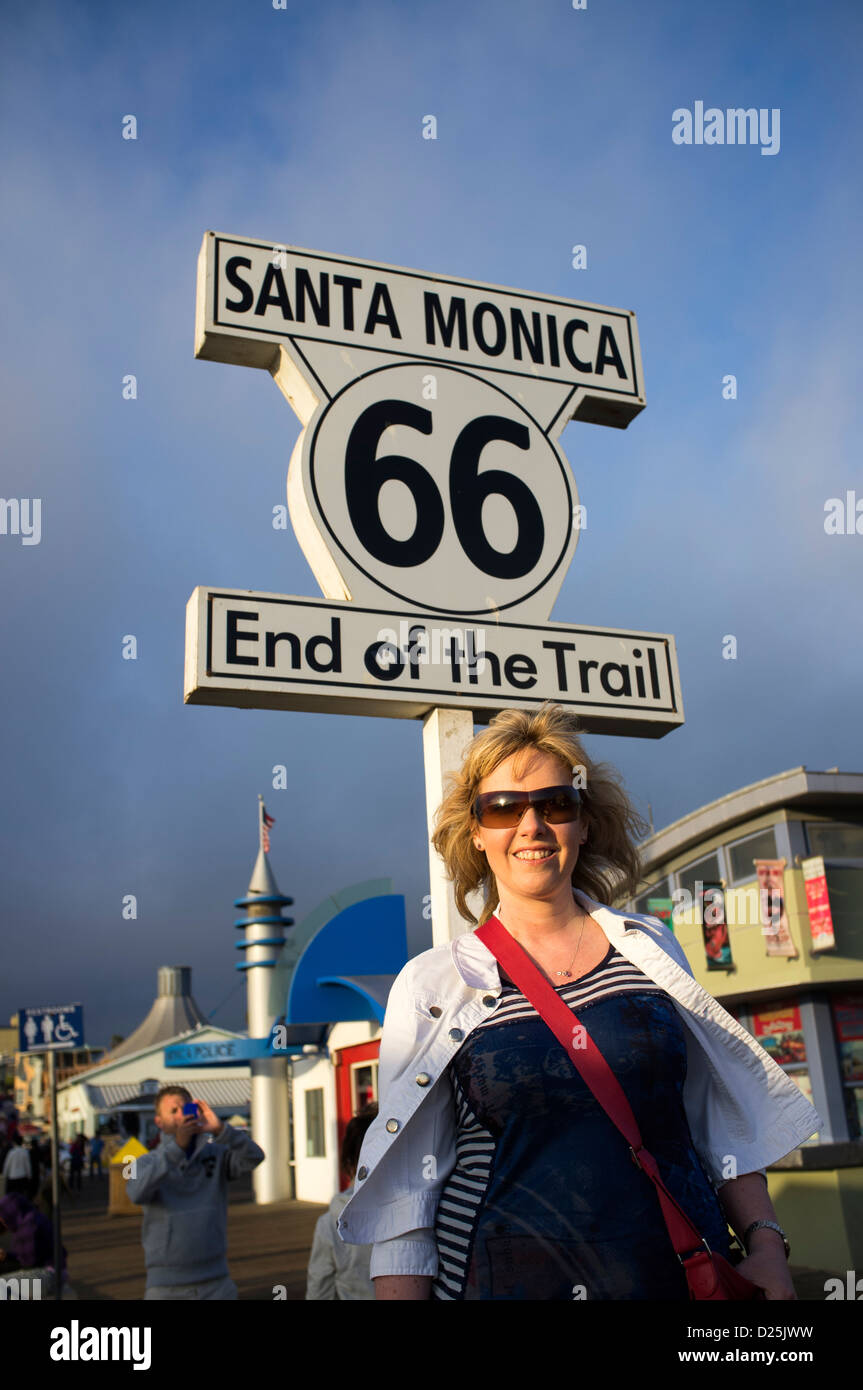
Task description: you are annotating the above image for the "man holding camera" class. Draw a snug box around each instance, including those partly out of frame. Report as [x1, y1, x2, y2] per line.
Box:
[125, 1085, 264, 1300]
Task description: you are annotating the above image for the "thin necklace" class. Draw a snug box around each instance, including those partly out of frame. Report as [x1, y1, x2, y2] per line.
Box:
[554, 914, 587, 978]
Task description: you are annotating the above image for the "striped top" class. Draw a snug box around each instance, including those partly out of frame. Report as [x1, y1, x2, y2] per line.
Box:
[431, 941, 733, 1301]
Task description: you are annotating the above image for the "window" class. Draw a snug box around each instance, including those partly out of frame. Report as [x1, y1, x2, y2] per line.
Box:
[831, 994, 863, 1141]
[726, 827, 778, 884]
[631, 886, 659, 914]
[675, 853, 722, 903]
[305, 1088, 325, 1158]
[351, 1062, 378, 1112]
[805, 822, 863, 861]
[750, 1002, 818, 1142]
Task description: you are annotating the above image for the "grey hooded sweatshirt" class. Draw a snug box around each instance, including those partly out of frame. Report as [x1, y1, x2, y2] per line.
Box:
[125, 1124, 264, 1287]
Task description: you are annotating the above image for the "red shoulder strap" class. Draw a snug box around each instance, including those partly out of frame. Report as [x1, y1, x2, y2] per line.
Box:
[476, 915, 724, 1295]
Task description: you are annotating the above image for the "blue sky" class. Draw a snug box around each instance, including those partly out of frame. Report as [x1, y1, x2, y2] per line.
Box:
[2, 0, 861, 1046]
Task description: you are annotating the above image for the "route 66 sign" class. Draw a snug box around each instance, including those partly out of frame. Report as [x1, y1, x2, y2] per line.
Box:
[189, 232, 682, 735]
[196, 232, 644, 619]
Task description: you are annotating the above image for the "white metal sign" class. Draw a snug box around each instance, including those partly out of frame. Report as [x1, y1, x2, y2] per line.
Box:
[190, 231, 680, 735]
[186, 588, 682, 737]
[196, 233, 645, 619]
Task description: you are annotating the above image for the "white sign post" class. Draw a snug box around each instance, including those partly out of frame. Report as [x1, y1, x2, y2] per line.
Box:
[190, 232, 681, 942]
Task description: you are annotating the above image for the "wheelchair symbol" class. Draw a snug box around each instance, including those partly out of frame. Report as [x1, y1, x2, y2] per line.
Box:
[53, 1014, 78, 1044]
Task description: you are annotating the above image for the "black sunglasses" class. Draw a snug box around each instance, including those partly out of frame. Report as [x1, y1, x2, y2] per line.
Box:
[472, 784, 583, 829]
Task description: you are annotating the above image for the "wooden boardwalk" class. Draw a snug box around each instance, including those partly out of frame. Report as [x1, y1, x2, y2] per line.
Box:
[52, 1171, 838, 1301]
[55, 1172, 329, 1301]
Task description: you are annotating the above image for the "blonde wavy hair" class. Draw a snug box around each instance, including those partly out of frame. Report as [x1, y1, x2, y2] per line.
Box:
[430, 702, 647, 926]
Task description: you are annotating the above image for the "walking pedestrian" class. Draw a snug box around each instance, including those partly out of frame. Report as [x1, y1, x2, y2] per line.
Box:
[68, 1135, 85, 1193]
[88, 1134, 104, 1178]
[2, 1135, 33, 1197]
[27, 1137, 40, 1201]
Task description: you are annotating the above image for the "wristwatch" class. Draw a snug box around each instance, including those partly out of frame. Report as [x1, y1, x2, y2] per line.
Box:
[743, 1220, 790, 1260]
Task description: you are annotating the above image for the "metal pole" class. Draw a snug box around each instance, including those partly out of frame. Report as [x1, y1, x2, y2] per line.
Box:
[48, 1049, 62, 1301]
[422, 708, 477, 945]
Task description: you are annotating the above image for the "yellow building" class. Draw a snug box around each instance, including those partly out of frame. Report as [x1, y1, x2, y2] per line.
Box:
[625, 765, 863, 1272]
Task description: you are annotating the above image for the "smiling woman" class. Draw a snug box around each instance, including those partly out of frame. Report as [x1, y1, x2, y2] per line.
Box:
[432, 704, 646, 931]
[337, 703, 818, 1302]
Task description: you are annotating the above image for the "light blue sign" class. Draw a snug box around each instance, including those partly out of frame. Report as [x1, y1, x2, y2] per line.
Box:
[164, 1034, 307, 1067]
[19, 1004, 85, 1052]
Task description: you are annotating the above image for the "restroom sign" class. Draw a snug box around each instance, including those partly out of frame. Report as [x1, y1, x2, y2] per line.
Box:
[19, 1004, 85, 1052]
[190, 232, 682, 733]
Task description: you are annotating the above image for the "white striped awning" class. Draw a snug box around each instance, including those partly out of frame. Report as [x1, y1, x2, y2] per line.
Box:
[86, 1078, 251, 1111]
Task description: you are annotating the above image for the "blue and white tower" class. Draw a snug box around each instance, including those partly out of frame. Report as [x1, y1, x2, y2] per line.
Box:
[234, 796, 294, 1203]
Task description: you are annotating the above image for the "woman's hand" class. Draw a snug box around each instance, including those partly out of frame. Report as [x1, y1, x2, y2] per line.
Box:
[733, 1242, 797, 1300]
[714, 1171, 795, 1300]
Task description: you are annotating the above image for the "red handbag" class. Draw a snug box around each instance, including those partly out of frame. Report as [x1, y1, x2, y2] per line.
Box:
[475, 915, 764, 1301]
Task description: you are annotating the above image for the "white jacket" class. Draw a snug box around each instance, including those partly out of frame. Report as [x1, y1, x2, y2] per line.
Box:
[337, 890, 822, 1279]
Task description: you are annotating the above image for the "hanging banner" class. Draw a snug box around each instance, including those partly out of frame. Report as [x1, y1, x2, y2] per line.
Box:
[832, 995, 863, 1084]
[647, 897, 675, 935]
[752, 1004, 807, 1068]
[751, 1003, 813, 1106]
[755, 858, 798, 958]
[698, 883, 733, 969]
[801, 855, 836, 952]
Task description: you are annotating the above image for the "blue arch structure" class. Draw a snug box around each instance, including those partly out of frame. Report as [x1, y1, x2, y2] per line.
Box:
[286, 894, 407, 1025]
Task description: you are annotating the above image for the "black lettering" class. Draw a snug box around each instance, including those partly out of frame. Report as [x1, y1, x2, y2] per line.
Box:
[632, 648, 646, 698]
[264, 630, 301, 668]
[510, 309, 543, 363]
[226, 610, 259, 666]
[563, 319, 592, 372]
[254, 265, 293, 319]
[448, 633, 464, 682]
[405, 625, 426, 681]
[542, 640, 576, 690]
[546, 313, 560, 368]
[224, 256, 254, 313]
[364, 640, 402, 681]
[472, 302, 506, 356]
[647, 646, 661, 698]
[305, 618, 342, 673]
[578, 658, 599, 691]
[464, 630, 482, 683]
[504, 653, 537, 688]
[599, 662, 632, 697]
[473, 647, 501, 684]
[363, 281, 401, 338]
[424, 292, 468, 349]
[333, 275, 362, 330]
[295, 269, 330, 326]
[595, 324, 627, 378]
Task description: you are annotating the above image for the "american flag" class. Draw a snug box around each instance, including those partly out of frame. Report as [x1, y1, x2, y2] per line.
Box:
[260, 799, 275, 852]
